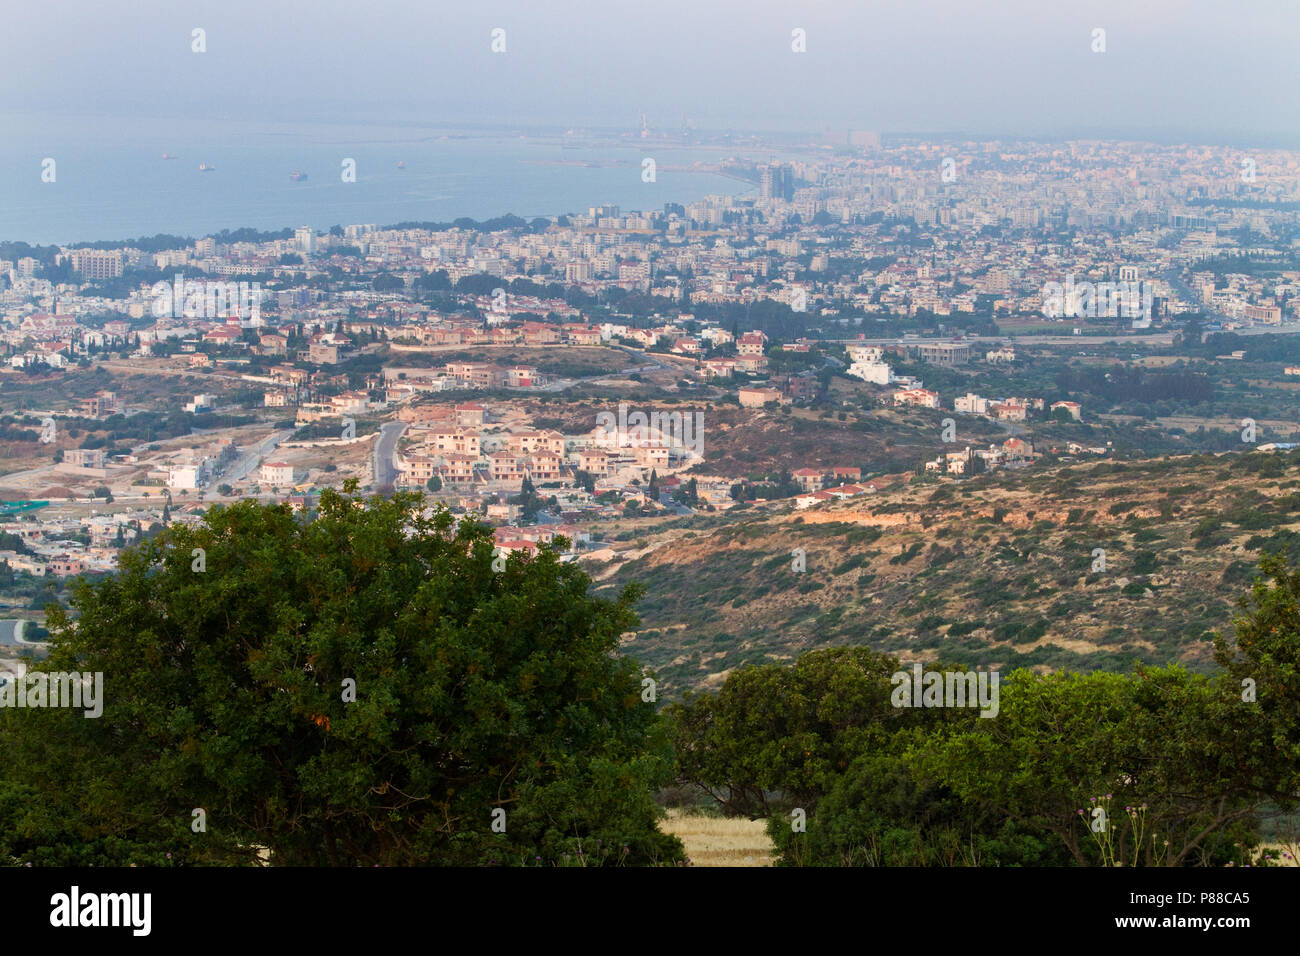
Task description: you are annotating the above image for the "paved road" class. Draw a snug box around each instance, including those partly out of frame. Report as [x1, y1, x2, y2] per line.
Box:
[372, 422, 408, 490]
[227, 429, 294, 483]
[995, 418, 1031, 439]
[0, 620, 42, 647]
[823, 320, 1300, 350]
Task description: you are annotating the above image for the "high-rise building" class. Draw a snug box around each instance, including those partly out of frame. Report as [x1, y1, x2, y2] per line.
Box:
[296, 226, 314, 255]
[66, 249, 123, 279]
[760, 163, 794, 201]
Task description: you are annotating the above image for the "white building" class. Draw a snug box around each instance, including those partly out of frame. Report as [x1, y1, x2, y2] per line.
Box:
[847, 345, 884, 364]
[167, 459, 212, 490]
[846, 360, 895, 385]
[954, 393, 989, 415]
[260, 461, 296, 486]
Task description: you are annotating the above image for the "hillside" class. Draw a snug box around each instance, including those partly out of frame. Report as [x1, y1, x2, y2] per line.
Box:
[591, 447, 1300, 696]
[519, 399, 1010, 477]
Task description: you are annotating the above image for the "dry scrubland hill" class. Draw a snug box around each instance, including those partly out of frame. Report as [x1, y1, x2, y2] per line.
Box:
[595, 449, 1300, 696]
[519, 400, 1004, 477]
[680, 405, 996, 477]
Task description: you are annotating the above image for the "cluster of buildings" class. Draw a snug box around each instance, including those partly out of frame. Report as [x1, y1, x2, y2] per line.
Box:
[924, 437, 1036, 477]
[838, 340, 1083, 424]
[393, 401, 704, 495]
[1190, 269, 1294, 326]
[2, 136, 1299, 586]
[3, 140, 1300, 383]
[846, 344, 924, 388]
[380, 362, 548, 399]
[891, 388, 1080, 423]
[0, 511, 145, 577]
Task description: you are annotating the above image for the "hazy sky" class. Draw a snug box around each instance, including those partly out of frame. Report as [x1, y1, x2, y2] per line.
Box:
[4, 0, 1299, 143]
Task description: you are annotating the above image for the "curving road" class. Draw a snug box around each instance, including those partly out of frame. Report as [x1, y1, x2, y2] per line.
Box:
[0, 619, 43, 646]
[372, 422, 408, 491]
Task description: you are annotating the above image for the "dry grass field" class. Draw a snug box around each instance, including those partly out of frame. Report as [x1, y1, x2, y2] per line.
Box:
[659, 816, 1297, 867]
[662, 810, 775, 867]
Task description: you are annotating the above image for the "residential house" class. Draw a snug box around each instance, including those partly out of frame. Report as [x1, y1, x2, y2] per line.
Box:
[792, 467, 824, 492]
[893, 387, 941, 409]
[1050, 400, 1082, 421]
[260, 461, 296, 485]
[738, 386, 784, 408]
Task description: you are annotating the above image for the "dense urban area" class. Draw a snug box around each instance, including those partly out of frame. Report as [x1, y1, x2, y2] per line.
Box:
[3, 139, 1299, 662]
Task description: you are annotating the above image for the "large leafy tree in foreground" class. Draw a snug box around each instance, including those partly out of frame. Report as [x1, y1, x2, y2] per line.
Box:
[1, 487, 682, 866]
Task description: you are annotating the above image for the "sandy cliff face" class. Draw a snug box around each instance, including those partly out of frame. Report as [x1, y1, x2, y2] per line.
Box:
[796, 509, 916, 528]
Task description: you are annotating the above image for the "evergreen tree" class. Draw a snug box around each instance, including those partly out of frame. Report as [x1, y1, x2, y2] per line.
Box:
[0, 486, 681, 866]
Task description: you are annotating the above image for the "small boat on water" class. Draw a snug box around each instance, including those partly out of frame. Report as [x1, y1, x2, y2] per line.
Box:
[396, 161, 406, 169]
[199, 163, 214, 172]
[162, 153, 177, 160]
[290, 170, 308, 181]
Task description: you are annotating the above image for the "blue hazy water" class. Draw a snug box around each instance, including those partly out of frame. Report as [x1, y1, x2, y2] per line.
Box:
[0, 113, 752, 245]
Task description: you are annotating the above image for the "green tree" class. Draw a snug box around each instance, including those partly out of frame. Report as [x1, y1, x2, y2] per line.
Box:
[670, 592, 1293, 867]
[1214, 550, 1300, 803]
[509, 477, 543, 523]
[924, 667, 1261, 866]
[667, 647, 906, 818]
[0, 487, 682, 866]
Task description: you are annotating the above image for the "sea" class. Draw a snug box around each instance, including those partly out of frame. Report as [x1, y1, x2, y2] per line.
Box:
[0, 112, 752, 246]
